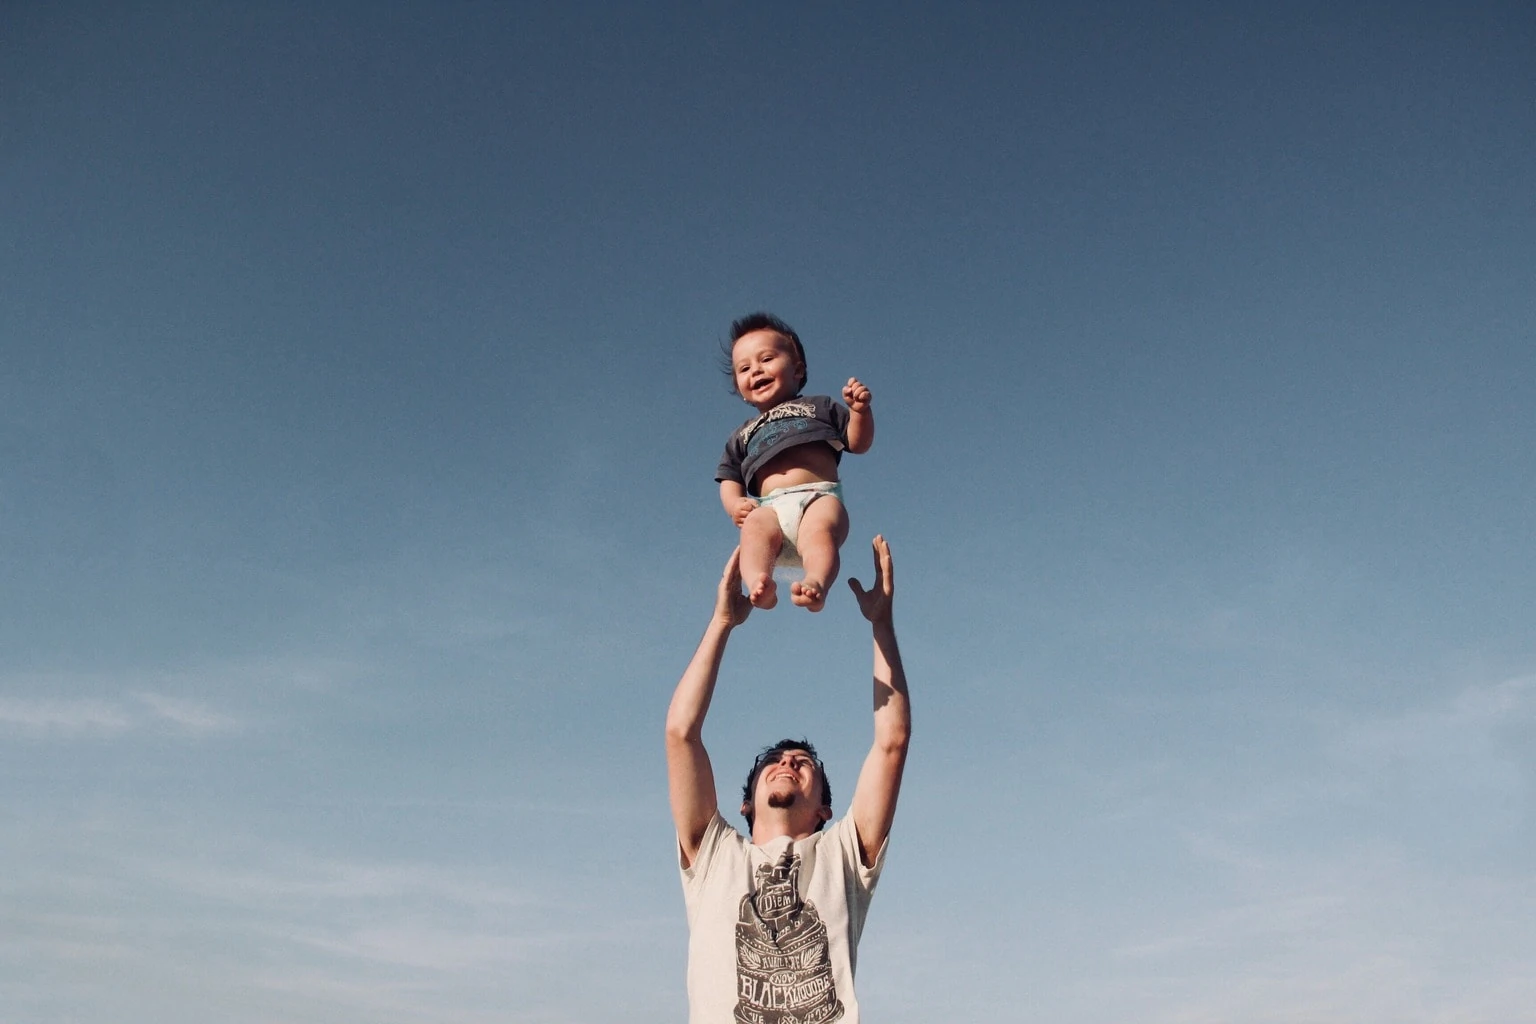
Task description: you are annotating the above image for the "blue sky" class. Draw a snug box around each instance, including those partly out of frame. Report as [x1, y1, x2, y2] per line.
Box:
[3, 2, 1534, 1021]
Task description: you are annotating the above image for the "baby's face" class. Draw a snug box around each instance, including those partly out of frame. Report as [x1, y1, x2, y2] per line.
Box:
[732, 329, 804, 411]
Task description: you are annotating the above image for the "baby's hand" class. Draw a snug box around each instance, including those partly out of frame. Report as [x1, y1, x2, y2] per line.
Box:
[843, 377, 872, 412]
[731, 497, 758, 527]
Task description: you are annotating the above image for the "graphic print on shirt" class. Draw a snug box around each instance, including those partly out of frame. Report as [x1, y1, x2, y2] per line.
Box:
[734, 848, 844, 1024]
[738, 400, 820, 447]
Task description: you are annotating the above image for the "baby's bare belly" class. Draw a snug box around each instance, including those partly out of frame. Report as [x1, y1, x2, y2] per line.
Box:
[753, 443, 842, 495]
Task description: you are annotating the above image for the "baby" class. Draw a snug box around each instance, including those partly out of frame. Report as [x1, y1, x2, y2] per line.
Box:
[715, 312, 873, 612]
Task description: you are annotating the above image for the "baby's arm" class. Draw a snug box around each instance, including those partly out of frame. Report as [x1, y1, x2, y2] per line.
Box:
[720, 480, 757, 527]
[843, 377, 875, 454]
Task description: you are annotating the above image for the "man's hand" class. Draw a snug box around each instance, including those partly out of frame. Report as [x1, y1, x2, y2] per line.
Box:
[730, 496, 758, 527]
[843, 377, 873, 412]
[847, 535, 894, 625]
[715, 547, 753, 628]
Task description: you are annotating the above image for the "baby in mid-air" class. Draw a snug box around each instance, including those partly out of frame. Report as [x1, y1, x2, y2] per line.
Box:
[715, 312, 873, 612]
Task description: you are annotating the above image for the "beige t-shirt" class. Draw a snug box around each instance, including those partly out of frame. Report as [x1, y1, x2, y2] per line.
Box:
[679, 812, 886, 1024]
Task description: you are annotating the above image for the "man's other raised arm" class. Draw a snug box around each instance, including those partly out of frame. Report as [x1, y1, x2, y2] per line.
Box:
[666, 548, 752, 868]
[847, 536, 911, 868]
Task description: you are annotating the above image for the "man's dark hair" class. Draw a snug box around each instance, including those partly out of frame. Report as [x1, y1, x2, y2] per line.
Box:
[741, 738, 831, 832]
[720, 312, 807, 393]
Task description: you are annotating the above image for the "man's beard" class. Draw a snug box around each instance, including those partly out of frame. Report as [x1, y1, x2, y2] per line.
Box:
[766, 790, 797, 810]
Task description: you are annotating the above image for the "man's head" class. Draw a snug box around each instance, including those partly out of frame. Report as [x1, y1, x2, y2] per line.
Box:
[725, 312, 808, 407]
[741, 738, 832, 834]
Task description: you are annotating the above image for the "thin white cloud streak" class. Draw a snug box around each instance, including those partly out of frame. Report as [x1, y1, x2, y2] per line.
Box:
[0, 692, 240, 737]
[132, 691, 242, 734]
[0, 656, 369, 739]
[143, 855, 532, 909]
[1339, 675, 1535, 755]
[0, 698, 133, 735]
[288, 925, 546, 972]
[1110, 890, 1345, 961]
[1320, 674, 1535, 813]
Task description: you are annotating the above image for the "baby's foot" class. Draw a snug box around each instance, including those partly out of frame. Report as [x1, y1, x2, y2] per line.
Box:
[748, 573, 778, 609]
[790, 579, 827, 612]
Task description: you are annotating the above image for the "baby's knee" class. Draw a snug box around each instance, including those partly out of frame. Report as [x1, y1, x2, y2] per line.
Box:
[743, 505, 782, 534]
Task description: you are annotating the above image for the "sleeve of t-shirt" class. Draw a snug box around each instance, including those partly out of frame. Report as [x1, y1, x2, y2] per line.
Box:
[679, 812, 739, 923]
[831, 814, 886, 894]
[715, 434, 745, 484]
[824, 397, 852, 445]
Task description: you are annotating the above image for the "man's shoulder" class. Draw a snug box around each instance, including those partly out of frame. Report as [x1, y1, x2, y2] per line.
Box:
[821, 814, 862, 850]
[683, 812, 749, 876]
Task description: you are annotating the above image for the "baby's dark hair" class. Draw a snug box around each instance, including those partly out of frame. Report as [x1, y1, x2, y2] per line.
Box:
[741, 738, 832, 832]
[719, 311, 808, 393]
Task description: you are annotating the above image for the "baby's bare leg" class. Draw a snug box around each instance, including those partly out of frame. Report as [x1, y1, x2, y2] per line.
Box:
[789, 496, 849, 613]
[740, 505, 783, 609]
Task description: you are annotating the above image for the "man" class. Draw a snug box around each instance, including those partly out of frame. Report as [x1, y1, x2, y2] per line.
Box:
[665, 536, 911, 1023]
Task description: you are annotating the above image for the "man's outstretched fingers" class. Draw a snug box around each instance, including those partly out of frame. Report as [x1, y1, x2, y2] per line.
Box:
[719, 547, 744, 599]
[849, 536, 885, 595]
[716, 547, 753, 625]
[874, 534, 892, 594]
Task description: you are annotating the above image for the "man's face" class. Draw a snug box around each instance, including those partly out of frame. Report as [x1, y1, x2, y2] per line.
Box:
[749, 749, 828, 823]
[732, 329, 804, 411]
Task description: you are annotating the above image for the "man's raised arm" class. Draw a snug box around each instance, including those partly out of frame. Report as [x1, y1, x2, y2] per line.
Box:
[847, 536, 911, 868]
[666, 548, 752, 868]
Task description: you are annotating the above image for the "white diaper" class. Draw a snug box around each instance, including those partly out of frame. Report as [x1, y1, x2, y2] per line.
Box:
[758, 482, 844, 569]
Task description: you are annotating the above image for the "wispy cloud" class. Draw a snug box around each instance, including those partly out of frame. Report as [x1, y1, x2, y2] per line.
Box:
[0, 698, 133, 735]
[1112, 890, 1345, 960]
[1340, 674, 1536, 754]
[288, 925, 540, 972]
[0, 692, 241, 738]
[0, 656, 368, 740]
[151, 855, 531, 909]
[1322, 673, 1535, 813]
[131, 691, 241, 734]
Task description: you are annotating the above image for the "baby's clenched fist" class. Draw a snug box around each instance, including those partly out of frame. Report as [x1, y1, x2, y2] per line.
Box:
[843, 377, 872, 411]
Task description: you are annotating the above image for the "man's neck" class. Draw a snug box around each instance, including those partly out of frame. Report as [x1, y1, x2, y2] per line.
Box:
[750, 812, 823, 846]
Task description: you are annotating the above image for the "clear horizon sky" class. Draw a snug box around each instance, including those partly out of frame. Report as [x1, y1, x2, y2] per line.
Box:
[4, 3, 1534, 1022]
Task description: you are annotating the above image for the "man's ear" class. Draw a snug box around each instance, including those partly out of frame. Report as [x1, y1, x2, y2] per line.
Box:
[817, 803, 832, 823]
[741, 801, 752, 820]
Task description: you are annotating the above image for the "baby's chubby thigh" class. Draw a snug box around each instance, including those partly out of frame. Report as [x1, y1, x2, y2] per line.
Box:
[797, 492, 849, 549]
